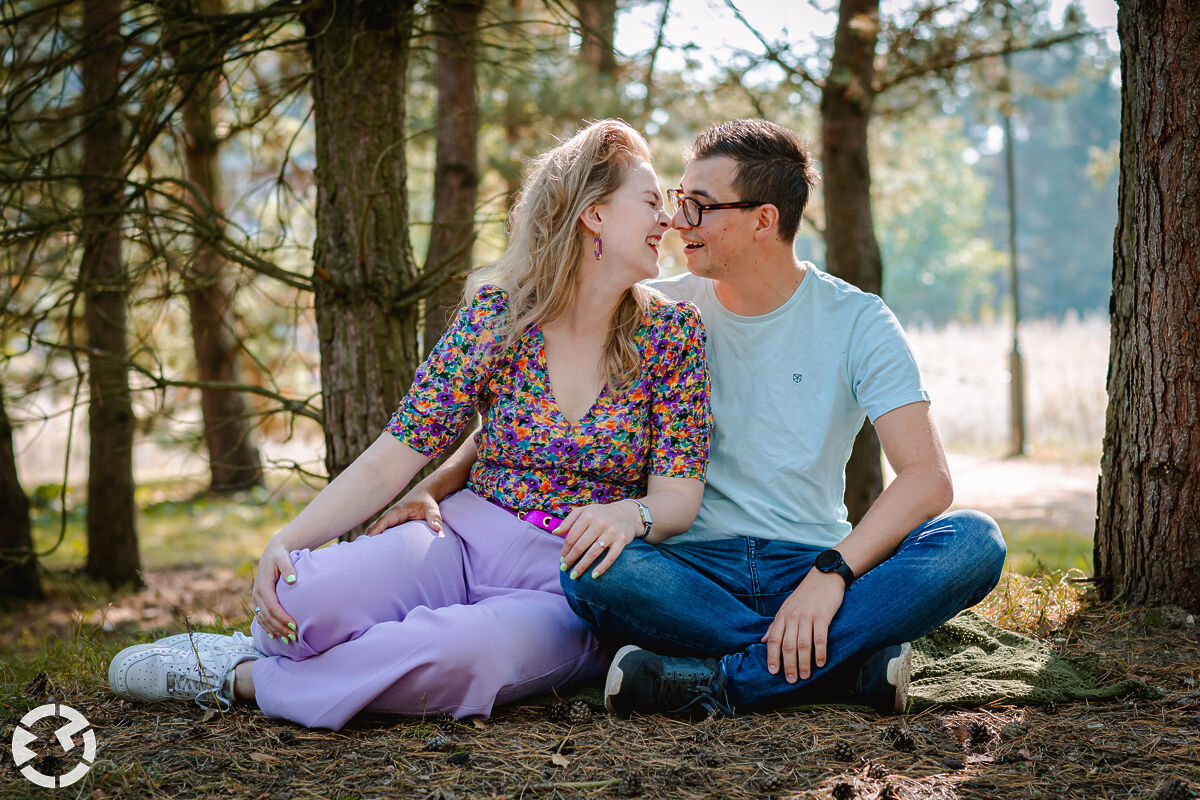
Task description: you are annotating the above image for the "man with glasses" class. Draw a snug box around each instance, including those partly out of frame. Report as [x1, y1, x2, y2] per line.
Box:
[565, 118, 1004, 718]
[397, 119, 1006, 718]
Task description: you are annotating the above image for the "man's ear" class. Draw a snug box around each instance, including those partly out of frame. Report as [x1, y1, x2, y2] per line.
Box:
[752, 204, 780, 241]
[579, 202, 604, 236]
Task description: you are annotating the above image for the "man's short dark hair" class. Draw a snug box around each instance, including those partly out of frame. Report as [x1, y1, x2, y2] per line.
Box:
[688, 119, 817, 242]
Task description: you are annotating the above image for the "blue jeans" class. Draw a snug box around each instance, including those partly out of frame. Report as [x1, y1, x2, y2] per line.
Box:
[561, 509, 1006, 708]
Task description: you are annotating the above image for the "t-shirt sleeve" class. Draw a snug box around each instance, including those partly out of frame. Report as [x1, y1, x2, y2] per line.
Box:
[847, 298, 930, 423]
[385, 286, 507, 458]
[648, 301, 712, 480]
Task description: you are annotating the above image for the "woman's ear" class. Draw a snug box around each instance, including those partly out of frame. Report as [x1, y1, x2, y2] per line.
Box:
[579, 202, 603, 237]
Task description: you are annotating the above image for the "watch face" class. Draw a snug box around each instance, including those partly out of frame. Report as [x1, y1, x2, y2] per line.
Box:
[815, 550, 840, 570]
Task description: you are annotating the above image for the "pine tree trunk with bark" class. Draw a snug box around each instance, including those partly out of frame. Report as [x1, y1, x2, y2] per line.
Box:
[575, 0, 617, 77]
[302, 2, 421, 510]
[0, 380, 42, 599]
[422, 0, 482, 356]
[1095, 0, 1200, 611]
[821, 0, 884, 526]
[81, 0, 141, 588]
[170, 0, 264, 493]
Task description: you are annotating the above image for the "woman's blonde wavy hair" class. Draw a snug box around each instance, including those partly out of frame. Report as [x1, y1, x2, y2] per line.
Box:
[465, 119, 655, 389]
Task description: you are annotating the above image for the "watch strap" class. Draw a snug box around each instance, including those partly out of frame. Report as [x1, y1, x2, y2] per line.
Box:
[630, 499, 652, 539]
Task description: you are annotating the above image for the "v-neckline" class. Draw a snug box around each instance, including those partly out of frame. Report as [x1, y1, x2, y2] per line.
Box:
[534, 326, 606, 427]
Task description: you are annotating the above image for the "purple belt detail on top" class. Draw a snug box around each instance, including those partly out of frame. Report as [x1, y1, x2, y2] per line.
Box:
[502, 506, 565, 536]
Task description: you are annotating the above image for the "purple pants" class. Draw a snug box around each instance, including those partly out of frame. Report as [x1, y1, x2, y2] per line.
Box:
[248, 489, 607, 729]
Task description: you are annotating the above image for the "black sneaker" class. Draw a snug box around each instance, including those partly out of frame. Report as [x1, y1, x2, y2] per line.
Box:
[604, 645, 735, 718]
[852, 642, 911, 714]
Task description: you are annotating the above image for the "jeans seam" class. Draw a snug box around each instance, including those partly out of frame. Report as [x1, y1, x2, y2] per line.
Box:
[746, 538, 762, 615]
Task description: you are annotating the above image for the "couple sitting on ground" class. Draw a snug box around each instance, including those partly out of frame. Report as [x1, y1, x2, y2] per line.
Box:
[109, 118, 1006, 728]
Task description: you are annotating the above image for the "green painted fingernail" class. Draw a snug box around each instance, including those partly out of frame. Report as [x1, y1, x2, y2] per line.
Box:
[268, 633, 275, 640]
[287, 622, 296, 631]
[560, 562, 569, 572]
[569, 571, 578, 580]
[289, 633, 297, 642]
[591, 571, 599, 580]
[286, 575, 296, 584]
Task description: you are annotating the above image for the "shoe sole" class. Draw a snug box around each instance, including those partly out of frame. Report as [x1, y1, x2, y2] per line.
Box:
[604, 644, 642, 715]
[886, 642, 912, 714]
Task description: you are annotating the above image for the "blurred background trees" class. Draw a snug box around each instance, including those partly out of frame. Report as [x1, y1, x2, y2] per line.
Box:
[1, 0, 1122, 593]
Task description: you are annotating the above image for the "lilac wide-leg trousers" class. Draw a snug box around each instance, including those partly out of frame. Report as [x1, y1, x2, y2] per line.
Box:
[247, 489, 607, 730]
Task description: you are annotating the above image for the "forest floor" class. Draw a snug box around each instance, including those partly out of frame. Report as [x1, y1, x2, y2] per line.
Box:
[2, 454, 1197, 800]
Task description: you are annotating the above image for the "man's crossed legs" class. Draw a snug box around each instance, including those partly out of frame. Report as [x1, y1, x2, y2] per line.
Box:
[561, 509, 1006, 715]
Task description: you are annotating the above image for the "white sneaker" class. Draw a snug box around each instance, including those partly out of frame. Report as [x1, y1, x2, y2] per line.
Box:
[108, 640, 262, 712]
[156, 630, 261, 660]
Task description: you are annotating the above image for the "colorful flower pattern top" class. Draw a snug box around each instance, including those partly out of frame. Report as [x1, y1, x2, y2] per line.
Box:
[386, 285, 711, 517]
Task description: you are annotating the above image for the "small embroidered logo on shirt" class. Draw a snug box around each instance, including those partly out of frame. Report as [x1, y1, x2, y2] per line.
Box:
[792, 373, 803, 383]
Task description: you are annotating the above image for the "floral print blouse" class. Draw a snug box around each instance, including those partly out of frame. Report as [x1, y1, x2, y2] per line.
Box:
[386, 285, 711, 517]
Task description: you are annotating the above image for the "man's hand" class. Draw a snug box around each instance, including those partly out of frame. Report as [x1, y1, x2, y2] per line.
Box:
[761, 568, 846, 683]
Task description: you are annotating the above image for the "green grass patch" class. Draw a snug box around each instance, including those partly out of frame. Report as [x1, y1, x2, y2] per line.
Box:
[997, 520, 1093, 576]
[28, 477, 318, 572]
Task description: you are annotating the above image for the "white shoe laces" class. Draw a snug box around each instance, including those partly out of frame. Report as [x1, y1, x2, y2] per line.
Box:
[164, 650, 233, 712]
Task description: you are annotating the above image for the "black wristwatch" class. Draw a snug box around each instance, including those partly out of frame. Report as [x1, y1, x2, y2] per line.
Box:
[814, 549, 855, 587]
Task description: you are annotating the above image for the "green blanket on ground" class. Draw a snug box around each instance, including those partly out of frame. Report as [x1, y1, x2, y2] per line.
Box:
[905, 609, 1156, 709]
[541, 611, 1157, 712]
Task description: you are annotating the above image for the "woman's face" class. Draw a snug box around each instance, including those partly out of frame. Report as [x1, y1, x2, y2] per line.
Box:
[587, 158, 670, 287]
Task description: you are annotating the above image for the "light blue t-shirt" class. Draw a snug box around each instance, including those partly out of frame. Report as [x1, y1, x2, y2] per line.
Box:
[649, 265, 929, 547]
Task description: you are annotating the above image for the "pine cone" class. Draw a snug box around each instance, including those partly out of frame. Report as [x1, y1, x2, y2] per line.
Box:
[831, 740, 856, 762]
[568, 700, 592, 724]
[832, 782, 856, 800]
[547, 702, 571, 723]
[967, 721, 989, 746]
[881, 724, 915, 752]
[752, 774, 787, 793]
[694, 750, 722, 768]
[867, 761, 890, 779]
[617, 771, 642, 797]
[1154, 779, 1191, 800]
[423, 735, 454, 752]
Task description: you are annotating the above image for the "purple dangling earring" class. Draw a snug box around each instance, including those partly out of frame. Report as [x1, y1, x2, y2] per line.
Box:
[593, 236, 603, 261]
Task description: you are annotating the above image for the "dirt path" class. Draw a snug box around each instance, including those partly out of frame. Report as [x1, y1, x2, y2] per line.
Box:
[943, 452, 1099, 536]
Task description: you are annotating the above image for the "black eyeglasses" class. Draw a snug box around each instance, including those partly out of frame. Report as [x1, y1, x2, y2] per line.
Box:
[666, 188, 766, 226]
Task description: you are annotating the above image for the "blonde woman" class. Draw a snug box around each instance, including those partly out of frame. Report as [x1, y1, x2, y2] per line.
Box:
[108, 120, 711, 729]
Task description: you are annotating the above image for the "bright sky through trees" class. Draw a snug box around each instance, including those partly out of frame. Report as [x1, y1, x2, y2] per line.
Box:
[615, 0, 1118, 72]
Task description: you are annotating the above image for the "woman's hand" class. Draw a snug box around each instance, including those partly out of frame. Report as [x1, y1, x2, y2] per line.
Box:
[557, 500, 643, 580]
[365, 485, 444, 536]
[252, 539, 299, 641]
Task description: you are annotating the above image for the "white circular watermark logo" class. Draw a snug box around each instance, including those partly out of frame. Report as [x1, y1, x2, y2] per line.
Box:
[11, 703, 96, 789]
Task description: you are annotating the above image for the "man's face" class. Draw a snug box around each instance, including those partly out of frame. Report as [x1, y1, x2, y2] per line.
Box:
[671, 156, 755, 280]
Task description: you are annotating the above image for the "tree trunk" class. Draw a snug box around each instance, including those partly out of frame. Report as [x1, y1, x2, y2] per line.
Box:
[302, 2, 420, 526]
[422, 0, 482, 356]
[500, 0, 531, 214]
[1095, 0, 1200, 611]
[0, 379, 42, 600]
[81, 0, 141, 588]
[171, 0, 264, 493]
[820, 0, 884, 526]
[575, 0, 617, 77]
